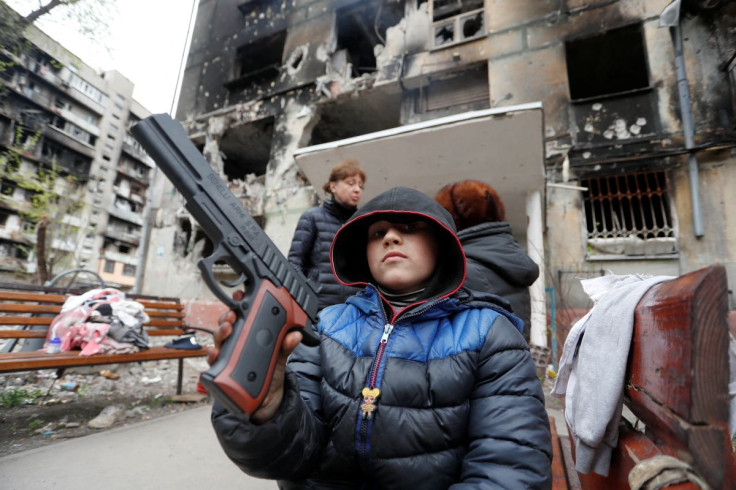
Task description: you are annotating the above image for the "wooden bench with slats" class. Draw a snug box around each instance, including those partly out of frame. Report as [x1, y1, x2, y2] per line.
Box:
[549, 265, 736, 490]
[0, 282, 211, 394]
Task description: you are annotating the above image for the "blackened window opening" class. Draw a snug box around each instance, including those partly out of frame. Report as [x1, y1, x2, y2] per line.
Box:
[336, 2, 404, 75]
[237, 0, 279, 17]
[582, 170, 674, 240]
[194, 229, 214, 258]
[566, 24, 649, 100]
[219, 117, 275, 180]
[232, 30, 286, 87]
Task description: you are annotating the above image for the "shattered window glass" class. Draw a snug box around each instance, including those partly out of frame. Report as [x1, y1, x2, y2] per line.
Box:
[430, 1, 485, 48]
[434, 21, 455, 46]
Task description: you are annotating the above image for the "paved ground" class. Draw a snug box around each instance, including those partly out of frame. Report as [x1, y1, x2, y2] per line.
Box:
[0, 404, 275, 490]
[0, 396, 567, 490]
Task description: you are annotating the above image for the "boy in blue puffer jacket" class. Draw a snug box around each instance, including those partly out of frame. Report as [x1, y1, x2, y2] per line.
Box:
[209, 186, 552, 489]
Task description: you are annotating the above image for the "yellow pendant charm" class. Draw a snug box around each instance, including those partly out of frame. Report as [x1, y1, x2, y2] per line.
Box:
[360, 387, 380, 419]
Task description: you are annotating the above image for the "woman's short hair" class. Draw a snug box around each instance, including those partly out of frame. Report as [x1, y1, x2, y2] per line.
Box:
[323, 159, 366, 195]
[434, 180, 506, 231]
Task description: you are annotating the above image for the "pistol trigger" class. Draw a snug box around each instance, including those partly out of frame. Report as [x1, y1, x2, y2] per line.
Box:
[221, 272, 247, 289]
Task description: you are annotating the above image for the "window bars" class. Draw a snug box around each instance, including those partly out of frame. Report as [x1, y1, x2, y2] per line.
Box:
[582, 170, 675, 241]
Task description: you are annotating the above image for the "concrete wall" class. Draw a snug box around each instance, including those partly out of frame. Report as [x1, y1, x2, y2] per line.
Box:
[143, 0, 736, 331]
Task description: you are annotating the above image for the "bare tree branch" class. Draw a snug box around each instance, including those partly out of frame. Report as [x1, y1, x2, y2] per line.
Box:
[25, 0, 82, 23]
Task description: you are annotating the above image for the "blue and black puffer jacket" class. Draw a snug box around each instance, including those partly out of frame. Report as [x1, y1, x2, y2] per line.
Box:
[288, 198, 361, 310]
[212, 187, 552, 489]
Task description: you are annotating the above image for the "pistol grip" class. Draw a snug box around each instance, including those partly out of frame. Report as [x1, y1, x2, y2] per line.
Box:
[201, 281, 310, 415]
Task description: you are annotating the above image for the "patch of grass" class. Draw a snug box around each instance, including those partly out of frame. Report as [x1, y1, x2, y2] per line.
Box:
[77, 384, 89, 397]
[0, 388, 43, 408]
[143, 394, 173, 409]
[27, 418, 43, 431]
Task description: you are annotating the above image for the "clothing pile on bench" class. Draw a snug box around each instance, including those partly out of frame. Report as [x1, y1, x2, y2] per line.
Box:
[46, 288, 150, 356]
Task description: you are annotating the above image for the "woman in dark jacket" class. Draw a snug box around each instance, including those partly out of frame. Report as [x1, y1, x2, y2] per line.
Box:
[211, 187, 552, 489]
[436, 179, 540, 342]
[288, 159, 366, 310]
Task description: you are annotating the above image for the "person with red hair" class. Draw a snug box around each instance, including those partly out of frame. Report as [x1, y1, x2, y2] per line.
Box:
[435, 179, 539, 342]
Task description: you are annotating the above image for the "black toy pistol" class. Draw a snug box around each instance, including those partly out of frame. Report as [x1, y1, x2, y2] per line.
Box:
[131, 114, 320, 416]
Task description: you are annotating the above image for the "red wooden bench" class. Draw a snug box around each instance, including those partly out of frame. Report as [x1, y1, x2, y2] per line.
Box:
[0, 282, 211, 394]
[550, 265, 735, 489]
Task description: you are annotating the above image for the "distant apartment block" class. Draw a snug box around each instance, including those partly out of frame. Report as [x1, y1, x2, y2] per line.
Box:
[0, 21, 153, 289]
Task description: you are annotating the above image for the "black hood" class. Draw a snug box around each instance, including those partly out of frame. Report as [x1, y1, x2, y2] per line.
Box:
[331, 187, 466, 301]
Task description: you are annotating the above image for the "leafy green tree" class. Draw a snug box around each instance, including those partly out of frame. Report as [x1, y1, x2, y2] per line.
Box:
[0, 126, 86, 282]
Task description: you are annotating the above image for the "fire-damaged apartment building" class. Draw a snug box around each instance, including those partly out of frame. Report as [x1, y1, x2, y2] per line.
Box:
[140, 0, 735, 350]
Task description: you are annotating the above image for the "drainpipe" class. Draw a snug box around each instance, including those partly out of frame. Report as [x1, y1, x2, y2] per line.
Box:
[660, 0, 705, 237]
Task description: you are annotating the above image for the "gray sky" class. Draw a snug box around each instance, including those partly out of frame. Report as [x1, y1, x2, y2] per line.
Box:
[6, 0, 197, 114]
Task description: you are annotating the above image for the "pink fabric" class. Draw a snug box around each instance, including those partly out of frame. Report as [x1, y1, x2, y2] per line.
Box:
[59, 323, 110, 356]
[46, 288, 140, 356]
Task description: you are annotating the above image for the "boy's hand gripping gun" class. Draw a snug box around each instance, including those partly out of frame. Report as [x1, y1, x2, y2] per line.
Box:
[131, 114, 320, 416]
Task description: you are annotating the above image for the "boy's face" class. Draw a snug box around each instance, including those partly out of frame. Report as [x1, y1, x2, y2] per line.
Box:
[366, 219, 438, 295]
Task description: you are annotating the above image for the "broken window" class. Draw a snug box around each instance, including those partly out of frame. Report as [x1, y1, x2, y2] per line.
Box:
[42, 140, 62, 160]
[219, 117, 275, 180]
[174, 217, 214, 259]
[414, 63, 489, 116]
[566, 24, 656, 147]
[1, 181, 14, 196]
[5, 157, 19, 173]
[173, 218, 192, 256]
[227, 30, 286, 90]
[1, 241, 30, 260]
[426, 0, 485, 48]
[566, 24, 649, 100]
[582, 170, 677, 258]
[335, 2, 404, 76]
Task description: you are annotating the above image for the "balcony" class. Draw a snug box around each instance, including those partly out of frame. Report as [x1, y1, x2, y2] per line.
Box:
[101, 249, 138, 266]
[0, 227, 32, 245]
[62, 84, 105, 116]
[121, 139, 149, 162]
[116, 165, 150, 185]
[103, 226, 141, 246]
[0, 192, 33, 215]
[19, 86, 54, 108]
[107, 204, 143, 226]
[570, 87, 659, 149]
[43, 125, 96, 159]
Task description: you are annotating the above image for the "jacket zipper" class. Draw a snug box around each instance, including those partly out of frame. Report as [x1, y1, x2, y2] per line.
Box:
[360, 323, 394, 419]
[357, 322, 393, 472]
[356, 297, 448, 472]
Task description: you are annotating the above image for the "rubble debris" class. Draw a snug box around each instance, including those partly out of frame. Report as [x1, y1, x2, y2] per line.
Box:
[99, 370, 119, 380]
[88, 404, 125, 429]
